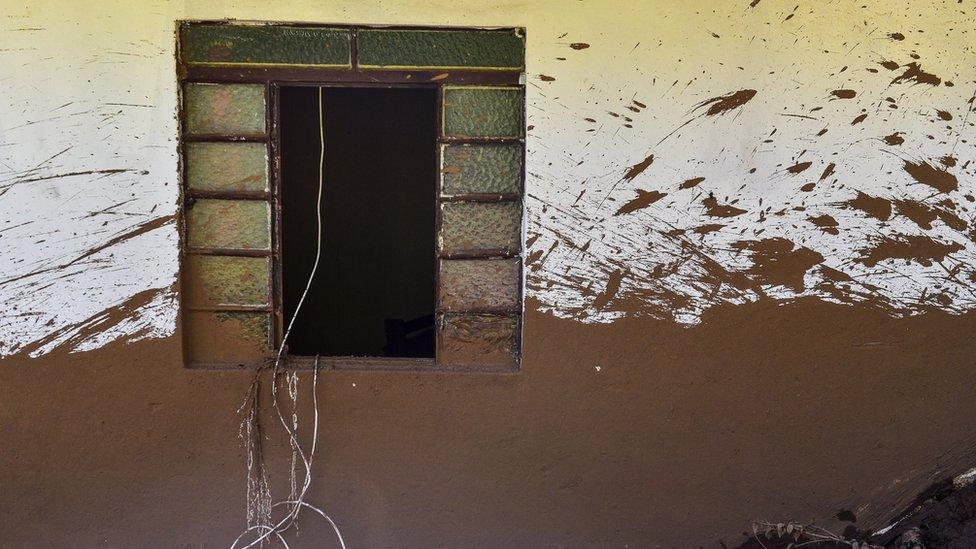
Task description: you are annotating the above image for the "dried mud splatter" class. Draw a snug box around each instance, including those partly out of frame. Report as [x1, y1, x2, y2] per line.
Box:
[694, 89, 758, 117]
[846, 192, 892, 220]
[593, 269, 626, 309]
[703, 196, 747, 218]
[808, 214, 839, 235]
[622, 154, 655, 182]
[891, 62, 942, 87]
[903, 160, 958, 193]
[615, 190, 668, 216]
[859, 235, 964, 267]
[732, 238, 824, 292]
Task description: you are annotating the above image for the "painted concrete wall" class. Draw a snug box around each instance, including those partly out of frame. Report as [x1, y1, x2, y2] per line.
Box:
[2, 1, 976, 547]
[3, 0, 974, 355]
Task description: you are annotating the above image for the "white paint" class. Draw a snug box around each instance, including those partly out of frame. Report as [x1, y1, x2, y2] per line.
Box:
[1, 1, 974, 357]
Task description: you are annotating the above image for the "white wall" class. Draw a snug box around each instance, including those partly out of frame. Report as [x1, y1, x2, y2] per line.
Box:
[2, 0, 974, 356]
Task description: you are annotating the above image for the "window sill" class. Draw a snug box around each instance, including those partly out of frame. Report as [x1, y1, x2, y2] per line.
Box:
[186, 355, 518, 373]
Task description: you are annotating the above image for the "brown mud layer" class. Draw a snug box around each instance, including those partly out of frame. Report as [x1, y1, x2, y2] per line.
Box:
[2, 297, 976, 547]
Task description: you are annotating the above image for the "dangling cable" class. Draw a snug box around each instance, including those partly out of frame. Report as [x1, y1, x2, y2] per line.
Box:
[233, 86, 345, 549]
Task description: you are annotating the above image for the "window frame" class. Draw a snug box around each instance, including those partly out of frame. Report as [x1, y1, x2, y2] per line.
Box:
[177, 21, 526, 372]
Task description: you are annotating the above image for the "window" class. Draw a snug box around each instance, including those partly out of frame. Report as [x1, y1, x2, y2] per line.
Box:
[178, 22, 526, 371]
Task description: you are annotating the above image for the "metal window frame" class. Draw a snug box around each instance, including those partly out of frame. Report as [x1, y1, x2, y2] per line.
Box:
[177, 21, 525, 372]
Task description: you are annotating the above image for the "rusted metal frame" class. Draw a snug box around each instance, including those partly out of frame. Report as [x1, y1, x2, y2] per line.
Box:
[186, 247, 272, 258]
[178, 23, 525, 369]
[436, 136, 523, 145]
[183, 66, 521, 86]
[433, 83, 527, 368]
[437, 249, 520, 260]
[186, 189, 271, 200]
[439, 193, 519, 203]
[181, 20, 522, 33]
[434, 84, 446, 365]
[268, 82, 285, 355]
[186, 304, 273, 313]
[182, 133, 268, 143]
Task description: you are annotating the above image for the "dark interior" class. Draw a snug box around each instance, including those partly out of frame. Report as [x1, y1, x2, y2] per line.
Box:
[280, 86, 437, 358]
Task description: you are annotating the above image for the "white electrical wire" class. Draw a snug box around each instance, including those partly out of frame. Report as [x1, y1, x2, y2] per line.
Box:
[232, 86, 345, 549]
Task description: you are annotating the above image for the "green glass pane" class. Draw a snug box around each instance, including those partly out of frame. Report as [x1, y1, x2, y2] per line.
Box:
[437, 313, 517, 368]
[440, 143, 521, 195]
[181, 24, 350, 67]
[439, 202, 521, 253]
[439, 258, 519, 312]
[186, 199, 270, 250]
[443, 87, 523, 138]
[185, 255, 270, 307]
[186, 142, 269, 193]
[185, 83, 266, 136]
[185, 311, 271, 364]
[357, 29, 524, 69]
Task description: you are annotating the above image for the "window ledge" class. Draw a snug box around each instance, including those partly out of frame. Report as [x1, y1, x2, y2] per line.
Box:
[186, 355, 518, 373]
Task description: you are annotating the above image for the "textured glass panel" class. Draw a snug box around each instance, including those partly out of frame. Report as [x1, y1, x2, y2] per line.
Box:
[358, 29, 523, 69]
[185, 83, 266, 135]
[185, 311, 271, 364]
[186, 142, 269, 193]
[439, 259, 519, 312]
[438, 313, 517, 368]
[439, 202, 521, 253]
[440, 143, 521, 195]
[186, 199, 271, 250]
[185, 255, 270, 307]
[182, 24, 350, 67]
[443, 87, 523, 139]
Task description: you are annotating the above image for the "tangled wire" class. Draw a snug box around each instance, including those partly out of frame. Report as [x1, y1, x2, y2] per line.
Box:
[231, 86, 346, 549]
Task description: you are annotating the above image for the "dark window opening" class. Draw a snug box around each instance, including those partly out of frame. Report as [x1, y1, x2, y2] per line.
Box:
[280, 86, 437, 358]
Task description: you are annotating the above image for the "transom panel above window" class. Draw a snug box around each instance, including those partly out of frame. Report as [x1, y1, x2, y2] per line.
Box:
[177, 22, 525, 372]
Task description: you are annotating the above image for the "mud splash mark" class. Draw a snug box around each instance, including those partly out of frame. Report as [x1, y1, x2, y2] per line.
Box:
[895, 200, 968, 231]
[538, 74, 556, 82]
[880, 60, 900, 71]
[679, 177, 706, 190]
[883, 132, 905, 145]
[622, 154, 655, 182]
[694, 89, 758, 116]
[11, 286, 172, 358]
[903, 160, 958, 193]
[819, 163, 836, 181]
[749, 0, 761, 6]
[808, 214, 839, 235]
[851, 113, 868, 125]
[0, 215, 175, 289]
[656, 90, 758, 146]
[592, 269, 626, 310]
[830, 89, 857, 99]
[703, 195, 747, 218]
[894, 200, 938, 230]
[693, 223, 725, 235]
[859, 235, 963, 267]
[846, 192, 892, 220]
[891, 62, 942, 87]
[569, 43, 590, 50]
[888, 32, 905, 41]
[786, 161, 812, 174]
[936, 110, 953, 121]
[731, 238, 824, 292]
[614, 189, 668, 216]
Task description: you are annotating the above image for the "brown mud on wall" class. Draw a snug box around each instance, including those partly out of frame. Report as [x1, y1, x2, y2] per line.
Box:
[3, 298, 976, 547]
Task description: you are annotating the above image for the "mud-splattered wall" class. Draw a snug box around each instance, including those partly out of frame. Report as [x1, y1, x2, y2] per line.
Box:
[2, 1, 974, 355]
[2, 1, 976, 547]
